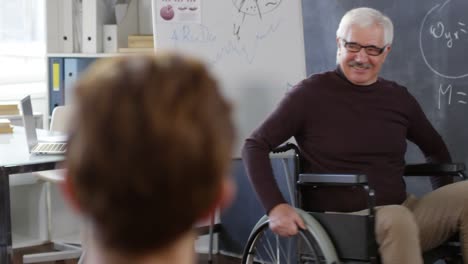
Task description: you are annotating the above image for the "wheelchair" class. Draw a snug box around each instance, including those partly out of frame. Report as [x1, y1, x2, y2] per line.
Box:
[242, 143, 466, 264]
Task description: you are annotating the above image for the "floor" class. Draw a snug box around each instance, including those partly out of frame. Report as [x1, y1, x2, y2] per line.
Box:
[12, 245, 241, 264]
[197, 254, 241, 264]
[13, 243, 76, 264]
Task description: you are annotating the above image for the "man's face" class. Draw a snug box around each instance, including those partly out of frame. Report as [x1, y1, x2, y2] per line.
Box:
[337, 24, 391, 86]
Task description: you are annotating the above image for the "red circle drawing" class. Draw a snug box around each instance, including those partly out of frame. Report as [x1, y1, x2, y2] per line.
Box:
[160, 5, 175, 21]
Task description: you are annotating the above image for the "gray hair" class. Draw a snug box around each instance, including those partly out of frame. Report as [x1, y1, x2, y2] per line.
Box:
[336, 7, 393, 63]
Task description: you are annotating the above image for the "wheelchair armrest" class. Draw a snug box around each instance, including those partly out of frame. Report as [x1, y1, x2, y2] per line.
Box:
[297, 173, 368, 185]
[272, 143, 300, 154]
[404, 163, 466, 177]
[297, 173, 375, 216]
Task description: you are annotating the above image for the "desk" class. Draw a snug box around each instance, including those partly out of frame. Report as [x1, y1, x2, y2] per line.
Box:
[0, 113, 43, 129]
[0, 127, 64, 263]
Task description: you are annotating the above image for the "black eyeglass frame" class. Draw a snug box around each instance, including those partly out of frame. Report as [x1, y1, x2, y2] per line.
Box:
[341, 39, 388, 56]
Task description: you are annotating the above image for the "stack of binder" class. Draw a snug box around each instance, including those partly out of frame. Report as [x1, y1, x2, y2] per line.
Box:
[0, 103, 19, 116]
[47, 0, 146, 54]
[118, 35, 155, 53]
[128, 35, 154, 48]
[0, 119, 13, 134]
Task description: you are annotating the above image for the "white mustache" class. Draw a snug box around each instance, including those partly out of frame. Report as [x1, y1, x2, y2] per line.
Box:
[348, 61, 372, 69]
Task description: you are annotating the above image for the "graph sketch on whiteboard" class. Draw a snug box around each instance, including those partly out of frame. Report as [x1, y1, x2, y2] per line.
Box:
[232, 0, 282, 39]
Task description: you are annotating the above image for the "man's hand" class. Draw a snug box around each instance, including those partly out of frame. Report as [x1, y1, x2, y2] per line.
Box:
[268, 203, 306, 236]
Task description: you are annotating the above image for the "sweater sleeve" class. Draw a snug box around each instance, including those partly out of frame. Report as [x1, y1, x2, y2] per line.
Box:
[241, 83, 307, 213]
[406, 91, 452, 188]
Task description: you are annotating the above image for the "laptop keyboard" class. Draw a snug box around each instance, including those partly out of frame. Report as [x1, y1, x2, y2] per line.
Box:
[32, 143, 67, 154]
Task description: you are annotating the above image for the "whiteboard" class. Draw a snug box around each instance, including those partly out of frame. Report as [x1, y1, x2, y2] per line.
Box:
[152, 0, 306, 156]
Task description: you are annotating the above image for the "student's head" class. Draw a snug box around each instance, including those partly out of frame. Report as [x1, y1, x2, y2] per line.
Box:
[335, 7, 393, 85]
[65, 53, 235, 257]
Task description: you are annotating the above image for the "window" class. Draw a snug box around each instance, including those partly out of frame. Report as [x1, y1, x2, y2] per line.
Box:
[0, 0, 46, 98]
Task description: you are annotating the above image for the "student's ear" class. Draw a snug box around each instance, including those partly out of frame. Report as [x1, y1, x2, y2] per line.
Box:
[217, 176, 236, 210]
[60, 173, 82, 213]
[197, 176, 236, 222]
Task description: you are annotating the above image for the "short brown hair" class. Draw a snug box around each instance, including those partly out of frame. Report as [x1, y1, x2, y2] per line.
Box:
[66, 53, 234, 255]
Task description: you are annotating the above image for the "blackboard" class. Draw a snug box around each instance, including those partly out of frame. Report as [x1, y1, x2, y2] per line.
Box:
[302, 0, 468, 166]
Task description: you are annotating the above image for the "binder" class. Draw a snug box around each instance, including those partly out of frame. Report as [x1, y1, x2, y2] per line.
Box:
[48, 58, 64, 115]
[62, 0, 74, 53]
[46, 0, 74, 53]
[103, 25, 118, 53]
[64, 58, 95, 105]
[82, 0, 104, 53]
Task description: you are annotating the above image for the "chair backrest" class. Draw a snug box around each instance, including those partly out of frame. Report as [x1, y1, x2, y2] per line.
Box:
[49, 105, 73, 132]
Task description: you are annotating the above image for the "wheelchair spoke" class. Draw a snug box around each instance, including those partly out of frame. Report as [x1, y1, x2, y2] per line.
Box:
[263, 232, 278, 263]
[243, 221, 330, 264]
[275, 235, 280, 264]
[286, 237, 292, 262]
[276, 235, 292, 264]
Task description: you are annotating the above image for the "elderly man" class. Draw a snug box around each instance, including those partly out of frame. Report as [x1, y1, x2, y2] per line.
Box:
[242, 7, 468, 264]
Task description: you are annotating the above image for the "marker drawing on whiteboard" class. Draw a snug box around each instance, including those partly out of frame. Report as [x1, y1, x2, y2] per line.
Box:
[160, 5, 175, 21]
[232, 0, 282, 40]
[170, 21, 281, 65]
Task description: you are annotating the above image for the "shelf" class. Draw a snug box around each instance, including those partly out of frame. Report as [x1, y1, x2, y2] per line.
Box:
[47, 51, 155, 58]
[47, 53, 122, 58]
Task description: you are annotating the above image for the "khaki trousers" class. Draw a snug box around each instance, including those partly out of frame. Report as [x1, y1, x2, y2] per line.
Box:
[375, 181, 468, 264]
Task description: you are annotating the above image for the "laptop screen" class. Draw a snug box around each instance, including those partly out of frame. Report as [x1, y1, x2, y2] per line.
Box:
[20, 95, 38, 151]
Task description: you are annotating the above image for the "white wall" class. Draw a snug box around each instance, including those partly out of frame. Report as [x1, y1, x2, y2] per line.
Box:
[0, 82, 47, 128]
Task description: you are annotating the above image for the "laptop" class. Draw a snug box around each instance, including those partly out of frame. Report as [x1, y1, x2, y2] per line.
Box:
[20, 95, 68, 155]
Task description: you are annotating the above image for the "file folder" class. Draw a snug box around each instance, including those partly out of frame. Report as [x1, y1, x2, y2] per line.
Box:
[103, 25, 118, 53]
[64, 58, 95, 105]
[48, 58, 64, 115]
[82, 0, 104, 53]
[46, 0, 74, 53]
[62, 0, 75, 53]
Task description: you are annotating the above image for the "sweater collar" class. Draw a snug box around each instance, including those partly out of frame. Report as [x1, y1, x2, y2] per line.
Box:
[335, 66, 380, 91]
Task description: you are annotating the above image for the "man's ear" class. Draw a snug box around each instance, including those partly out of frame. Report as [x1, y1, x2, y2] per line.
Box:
[385, 45, 392, 55]
[60, 173, 82, 213]
[336, 37, 344, 51]
[336, 37, 343, 59]
[381, 45, 392, 62]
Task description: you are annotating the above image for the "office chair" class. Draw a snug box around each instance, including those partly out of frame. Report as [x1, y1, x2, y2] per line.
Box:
[48, 105, 73, 132]
[23, 106, 83, 263]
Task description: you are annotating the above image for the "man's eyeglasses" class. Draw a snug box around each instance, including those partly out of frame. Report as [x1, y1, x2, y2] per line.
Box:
[341, 39, 387, 56]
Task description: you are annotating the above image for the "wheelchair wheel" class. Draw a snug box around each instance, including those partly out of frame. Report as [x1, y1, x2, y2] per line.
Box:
[242, 209, 339, 264]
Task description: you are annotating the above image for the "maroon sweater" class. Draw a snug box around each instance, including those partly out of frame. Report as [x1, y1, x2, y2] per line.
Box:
[242, 68, 451, 213]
